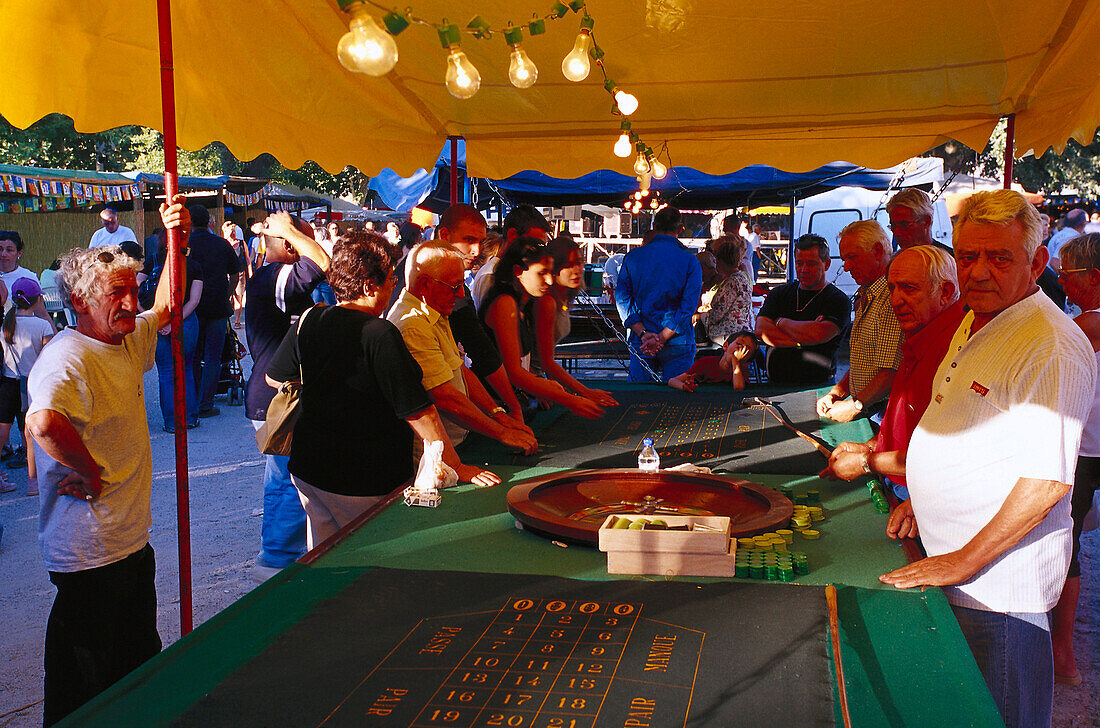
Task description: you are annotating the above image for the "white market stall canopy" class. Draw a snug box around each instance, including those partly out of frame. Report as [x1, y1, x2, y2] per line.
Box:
[2, 1, 1098, 179]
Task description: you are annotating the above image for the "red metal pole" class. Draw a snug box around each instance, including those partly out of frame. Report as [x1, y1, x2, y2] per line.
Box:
[156, 0, 193, 636]
[449, 136, 459, 205]
[1003, 113, 1015, 189]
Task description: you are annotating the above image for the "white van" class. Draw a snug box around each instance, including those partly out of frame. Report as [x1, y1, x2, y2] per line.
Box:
[793, 186, 952, 298]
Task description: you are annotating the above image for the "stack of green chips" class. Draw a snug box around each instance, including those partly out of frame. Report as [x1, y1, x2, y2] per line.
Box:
[867, 478, 891, 514]
[792, 552, 809, 575]
[806, 489, 820, 503]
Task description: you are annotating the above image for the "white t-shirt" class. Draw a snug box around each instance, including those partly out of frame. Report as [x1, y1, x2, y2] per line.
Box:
[32, 312, 159, 573]
[471, 257, 499, 313]
[907, 292, 1095, 614]
[2, 315, 53, 377]
[1, 267, 40, 313]
[89, 225, 138, 248]
[1047, 227, 1081, 259]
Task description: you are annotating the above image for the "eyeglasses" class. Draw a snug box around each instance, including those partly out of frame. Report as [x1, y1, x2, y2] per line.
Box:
[1058, 267, 1095, 277]
[427, 276, 464, 295]
[887, 218, 929, 231]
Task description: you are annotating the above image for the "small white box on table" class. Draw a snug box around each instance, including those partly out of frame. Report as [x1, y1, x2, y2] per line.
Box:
[597, 515, 737, 577]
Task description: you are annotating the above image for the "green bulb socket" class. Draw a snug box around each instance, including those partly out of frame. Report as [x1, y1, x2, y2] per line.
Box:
[551, 1, 569, 18]
[438, 24, 461, 48]
[383, 12, 409, 35]
[619, 120, 631, 131]
[579, 15, 595, 31]
[503, 26, 524, 45]
[467, 15, 491, 38]
[528, 18, 547, 35]
[568, 0, 587, 11]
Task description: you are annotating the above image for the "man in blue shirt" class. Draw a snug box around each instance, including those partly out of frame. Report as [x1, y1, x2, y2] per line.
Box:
[615, 207, 703, 382]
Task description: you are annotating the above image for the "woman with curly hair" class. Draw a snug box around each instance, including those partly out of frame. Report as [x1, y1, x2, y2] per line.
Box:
[266, 231, 498, 547]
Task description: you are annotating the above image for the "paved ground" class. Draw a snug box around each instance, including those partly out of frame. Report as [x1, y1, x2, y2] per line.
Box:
[0, 351, 1096, 727]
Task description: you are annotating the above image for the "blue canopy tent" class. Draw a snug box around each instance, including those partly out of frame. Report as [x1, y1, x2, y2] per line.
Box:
[491, 159, 944, 208]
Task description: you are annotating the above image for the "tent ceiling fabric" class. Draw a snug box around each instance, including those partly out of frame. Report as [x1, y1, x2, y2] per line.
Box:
[3, 1, 1099, 179]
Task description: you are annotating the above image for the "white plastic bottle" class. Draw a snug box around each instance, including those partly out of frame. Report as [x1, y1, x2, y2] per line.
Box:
[638, 437, 660, 473]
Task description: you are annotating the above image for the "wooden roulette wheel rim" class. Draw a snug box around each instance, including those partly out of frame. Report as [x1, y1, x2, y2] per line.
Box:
[507, 468, 793, 545]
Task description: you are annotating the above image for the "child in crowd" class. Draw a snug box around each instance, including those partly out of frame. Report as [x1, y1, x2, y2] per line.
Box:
[0, 278, 55, 494]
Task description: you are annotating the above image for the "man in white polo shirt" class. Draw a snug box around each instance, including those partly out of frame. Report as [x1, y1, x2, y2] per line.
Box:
[88, 207, 137, 248]
[880, 189, 1094, 728]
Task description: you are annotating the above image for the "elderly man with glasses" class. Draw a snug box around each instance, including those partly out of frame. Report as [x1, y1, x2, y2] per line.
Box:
[30, 198, 186, 725]
[388, 242, 537, 456]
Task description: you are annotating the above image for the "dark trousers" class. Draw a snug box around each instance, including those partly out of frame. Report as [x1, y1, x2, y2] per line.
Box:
[194, 316, 228, 412]
[44, 544, 161, 726]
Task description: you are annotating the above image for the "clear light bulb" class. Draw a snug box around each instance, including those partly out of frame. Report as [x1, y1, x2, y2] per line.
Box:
[614, 90, 638, 116]
[638, 173, 652, 191]
[337, 13, 398, 76]
[508, 45, 538, 88]
[613, 133, 632, 157]
[633, 153, 650, 175]
[650, 158, 667, 179]
[561, 31, 592, 82]
[445, 47, 481, 99]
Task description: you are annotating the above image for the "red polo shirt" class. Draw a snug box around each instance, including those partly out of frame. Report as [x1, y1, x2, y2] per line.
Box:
[875, 302, 966, 486]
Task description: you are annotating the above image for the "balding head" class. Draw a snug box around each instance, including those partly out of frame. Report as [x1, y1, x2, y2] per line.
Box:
[407, 242, 466, 315]
[1066, 208, 1088, 232]
[100, 207, 120, 233]
[887, 245, 959, 333]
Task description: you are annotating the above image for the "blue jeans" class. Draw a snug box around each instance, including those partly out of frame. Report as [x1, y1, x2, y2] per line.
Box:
[627, 335, 695, 383]
[250, 420, 307, 567]
[950, 604, 1053, 728]
[311, 281, 336, 306]
[194, 316, 228, 412]
[155, 314, 199, 429]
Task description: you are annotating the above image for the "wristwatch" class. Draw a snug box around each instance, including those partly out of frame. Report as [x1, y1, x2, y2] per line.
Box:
[860, 452, 873, 475]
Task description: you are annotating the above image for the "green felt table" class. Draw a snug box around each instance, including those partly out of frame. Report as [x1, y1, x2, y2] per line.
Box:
[59, 383, 1004, 728]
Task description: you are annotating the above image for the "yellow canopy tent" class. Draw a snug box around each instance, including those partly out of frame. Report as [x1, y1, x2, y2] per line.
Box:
[3, 0, 1099, 179]
[5, 0, 1098, 636]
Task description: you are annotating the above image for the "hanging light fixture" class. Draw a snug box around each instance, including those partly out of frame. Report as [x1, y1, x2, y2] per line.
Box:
[633, 141, 650, 175]
[439, 24, 480, 99]
[604, 80, 638, 116]
[613, 121, 633, 157]
[504, 27, 538, 88]
[650, 153, 667, 180]
[561, 16, 595, 82]
[337, 2, 402, 76]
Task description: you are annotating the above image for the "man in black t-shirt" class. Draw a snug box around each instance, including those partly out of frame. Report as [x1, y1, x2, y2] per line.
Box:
[186, 205, 245, 417]
[724, 235, 851, 384]
[243, 212, 329, 578]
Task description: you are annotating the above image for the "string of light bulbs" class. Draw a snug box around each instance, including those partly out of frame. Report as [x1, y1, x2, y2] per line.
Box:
[335, 0, 670, 184]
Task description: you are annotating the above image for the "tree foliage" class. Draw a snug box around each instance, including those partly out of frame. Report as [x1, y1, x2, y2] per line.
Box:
[0, 114, 371, 201]
[926, 119, 1100, 197]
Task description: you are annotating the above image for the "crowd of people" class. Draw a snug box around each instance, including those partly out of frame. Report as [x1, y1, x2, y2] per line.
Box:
[3, 185, 1097, 728]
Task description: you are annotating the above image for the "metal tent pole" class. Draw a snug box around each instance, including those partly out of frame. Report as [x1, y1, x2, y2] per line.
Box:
[155, 0, 193, 636]
[1003, 114, 1016, 189]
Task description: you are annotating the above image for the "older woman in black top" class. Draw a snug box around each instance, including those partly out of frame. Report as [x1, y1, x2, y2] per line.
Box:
[267, 231, 498, 548]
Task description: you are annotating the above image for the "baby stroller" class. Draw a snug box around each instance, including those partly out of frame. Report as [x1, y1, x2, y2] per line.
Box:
[217, 323, 247, 406]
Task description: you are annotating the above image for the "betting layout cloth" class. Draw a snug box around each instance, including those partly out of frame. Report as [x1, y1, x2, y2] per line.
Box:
[173, 568, 834, 728]
[505, 388, 831, 474]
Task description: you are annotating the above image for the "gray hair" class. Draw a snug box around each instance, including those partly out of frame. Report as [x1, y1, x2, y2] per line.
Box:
[886, 188, 934, 221]
[953, 189, 1042, 257]
[58, 246, 141, 305]
[1059, 232, 1100, 272]
[839, 219, 891, 255]
[890, 245, 959, 302]
[406, 242, 464, 291]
